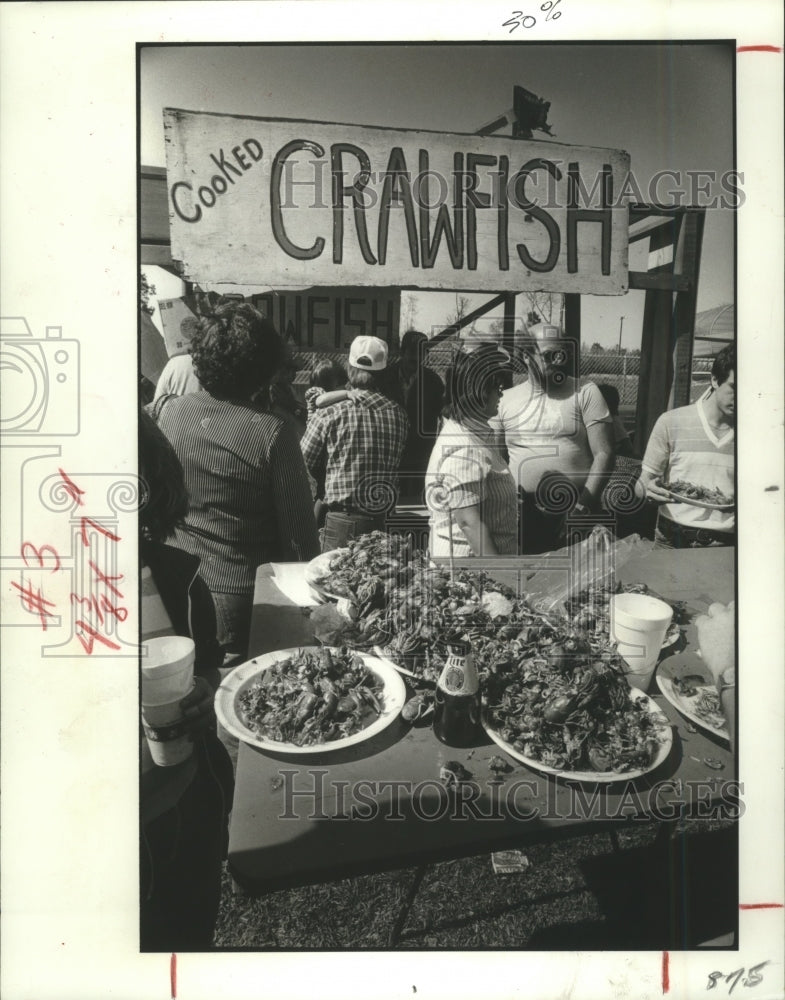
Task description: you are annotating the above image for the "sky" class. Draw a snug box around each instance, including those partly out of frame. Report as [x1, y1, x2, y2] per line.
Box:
[141, 42, 735, 350]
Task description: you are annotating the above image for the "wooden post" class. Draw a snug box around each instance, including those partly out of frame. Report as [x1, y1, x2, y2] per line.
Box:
[503, 293, 517, 356]
[669, 210, 705, 409]
[564, 294, 581, 341]
[635, 288, 675, 448]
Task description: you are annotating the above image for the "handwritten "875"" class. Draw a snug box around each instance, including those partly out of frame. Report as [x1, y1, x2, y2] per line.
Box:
[707, 962, 768, 993]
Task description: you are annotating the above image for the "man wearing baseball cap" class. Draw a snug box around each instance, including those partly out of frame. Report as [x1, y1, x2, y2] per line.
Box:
[300, 335, 409, 551]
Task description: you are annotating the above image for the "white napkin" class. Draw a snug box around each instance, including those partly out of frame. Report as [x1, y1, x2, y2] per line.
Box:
[270, 563, 320, 608]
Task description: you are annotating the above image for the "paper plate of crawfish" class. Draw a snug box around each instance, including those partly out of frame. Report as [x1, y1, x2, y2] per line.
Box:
[656, 656, 729, 742]
[304, 532, 412, 604]
[481, 651, 673, 783]
[303, 548, 353, 602]
[215, 646, 406, 754]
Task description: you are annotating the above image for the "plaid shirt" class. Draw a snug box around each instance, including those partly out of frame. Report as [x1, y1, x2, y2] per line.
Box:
[300, 390, 409, 514]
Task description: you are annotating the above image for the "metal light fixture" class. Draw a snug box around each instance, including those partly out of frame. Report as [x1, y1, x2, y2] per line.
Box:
[512, 85, 554, 139]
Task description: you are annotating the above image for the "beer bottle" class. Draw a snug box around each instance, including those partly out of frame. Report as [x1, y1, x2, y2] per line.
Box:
[432, 636, 481, 747]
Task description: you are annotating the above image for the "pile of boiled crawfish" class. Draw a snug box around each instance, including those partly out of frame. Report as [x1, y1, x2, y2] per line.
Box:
[310, 530, 410, 603]
[237, 647, 384, 747]
[323, 539, 668, 772]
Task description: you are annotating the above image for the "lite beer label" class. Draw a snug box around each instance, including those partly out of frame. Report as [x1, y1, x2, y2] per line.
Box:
[433, 640, 481, 747]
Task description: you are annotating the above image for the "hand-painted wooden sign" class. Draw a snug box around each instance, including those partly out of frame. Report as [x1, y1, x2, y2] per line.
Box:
[249, 287, 400, 350]
[164, 108, 630, 294]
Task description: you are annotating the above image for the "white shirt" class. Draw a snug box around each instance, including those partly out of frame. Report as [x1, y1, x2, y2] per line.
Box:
[154, 354, 202, 401]
[490, 377, 612, 493]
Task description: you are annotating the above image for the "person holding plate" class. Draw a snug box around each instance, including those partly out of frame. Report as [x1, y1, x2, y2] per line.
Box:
[637, 344, 735, 548]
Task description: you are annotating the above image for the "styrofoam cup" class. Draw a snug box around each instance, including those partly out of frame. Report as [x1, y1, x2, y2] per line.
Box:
[141, 636, 195, 767]
[141, 635, 195, 706]
[142, 697, 194, 766]
[610, 593, 673, 692]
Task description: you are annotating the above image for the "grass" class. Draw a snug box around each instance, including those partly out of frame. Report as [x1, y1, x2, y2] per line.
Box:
[212, 818, 737, 950]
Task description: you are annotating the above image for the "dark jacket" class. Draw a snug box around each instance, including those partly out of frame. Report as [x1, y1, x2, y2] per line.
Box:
[141, 539, 222, 691]
[391, 362, 445, 500]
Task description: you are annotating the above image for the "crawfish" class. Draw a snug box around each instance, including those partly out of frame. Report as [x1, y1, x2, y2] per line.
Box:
[293, 691, 319, 726]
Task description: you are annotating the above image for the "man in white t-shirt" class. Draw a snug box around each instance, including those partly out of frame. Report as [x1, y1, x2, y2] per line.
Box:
[490, 327, 615, 554]
[637, 344, 735, 548]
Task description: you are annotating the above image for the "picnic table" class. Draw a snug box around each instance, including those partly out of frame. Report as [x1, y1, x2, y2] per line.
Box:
[227, 546, 735, 898]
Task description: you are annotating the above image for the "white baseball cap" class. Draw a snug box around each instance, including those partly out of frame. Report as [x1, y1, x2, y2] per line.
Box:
[349, 335, 388, 371]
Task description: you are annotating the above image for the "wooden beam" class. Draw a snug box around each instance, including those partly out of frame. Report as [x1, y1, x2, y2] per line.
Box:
[475, 108, 516, 136]
[635, 288, 675, 448]
[502, 294, 516, 355]
[629, 271, 691, 292]
[629, 215, 675, 243]
[669, 210, 706, 408]
[564, 294, 581, 342]
[429, 293, 508, 344]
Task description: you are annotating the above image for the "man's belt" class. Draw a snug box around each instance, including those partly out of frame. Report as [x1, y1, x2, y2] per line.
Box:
[326, 504, 385, 519]
[658, 514, 734, 547]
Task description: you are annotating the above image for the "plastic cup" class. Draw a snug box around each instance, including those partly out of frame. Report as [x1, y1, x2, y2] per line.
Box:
[610, 593, 673, 692]
[141, 636, 195, 766]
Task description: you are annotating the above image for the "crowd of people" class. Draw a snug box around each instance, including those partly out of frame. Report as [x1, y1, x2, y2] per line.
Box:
[148, 299, 736, 653]
[139, 295, 736, 949]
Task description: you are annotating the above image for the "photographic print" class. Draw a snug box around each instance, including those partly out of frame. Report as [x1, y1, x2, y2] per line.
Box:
[2, 4, 783, 1000]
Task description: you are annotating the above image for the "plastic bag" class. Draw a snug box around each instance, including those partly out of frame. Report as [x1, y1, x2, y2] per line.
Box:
[524, 525, 654, 615]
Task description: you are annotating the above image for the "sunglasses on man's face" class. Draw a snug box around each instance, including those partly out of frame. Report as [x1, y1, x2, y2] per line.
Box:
[526, 348, 567, 364]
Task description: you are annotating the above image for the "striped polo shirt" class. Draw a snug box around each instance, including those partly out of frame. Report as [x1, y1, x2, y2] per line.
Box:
[425, 418, 518, 557]
[158, 392, 320, 595]
[641, 398, 734, 531]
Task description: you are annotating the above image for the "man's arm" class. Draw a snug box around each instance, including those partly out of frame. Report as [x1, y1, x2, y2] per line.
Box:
[635, 413, 672, 503]
[452, 503, 500, 557]
[580, 420, 615, 510]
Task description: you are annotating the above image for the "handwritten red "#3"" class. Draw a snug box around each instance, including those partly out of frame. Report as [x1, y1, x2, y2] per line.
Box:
[11, 471, 127, 652]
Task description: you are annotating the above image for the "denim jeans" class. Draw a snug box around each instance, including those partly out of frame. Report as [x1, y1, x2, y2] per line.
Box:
[320, 510, 386, 553]
[210, 590, 252, 659]
[654, 515, 734, 549]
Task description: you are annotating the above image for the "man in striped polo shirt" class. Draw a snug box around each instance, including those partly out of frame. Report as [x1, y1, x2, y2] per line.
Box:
[637, 344, 735, 547]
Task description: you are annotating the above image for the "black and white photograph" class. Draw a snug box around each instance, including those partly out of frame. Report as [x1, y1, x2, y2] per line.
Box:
[2, 4, 784, 999]
[139, 39, 742, 952]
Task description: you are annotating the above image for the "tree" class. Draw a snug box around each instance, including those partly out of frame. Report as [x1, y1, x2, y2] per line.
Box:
[401, 293, 419, 332]
[446, 294, 478, 338]
[446, 294, 470, 326]
[588, 341, 606, 354]
[521, 291, 563, 327]
[140, 271, 156, 316]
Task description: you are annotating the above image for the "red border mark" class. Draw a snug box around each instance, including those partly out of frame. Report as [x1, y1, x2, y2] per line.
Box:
[736, 45, 782, 53]
[662, 950, 670, 994]
[170, 953, 177, 999]
[739, 902, 784, 909]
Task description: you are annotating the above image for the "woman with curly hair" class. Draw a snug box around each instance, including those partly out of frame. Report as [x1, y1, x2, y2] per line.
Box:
[157, 299, 319, 659]
[424, 346, 518, 558]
